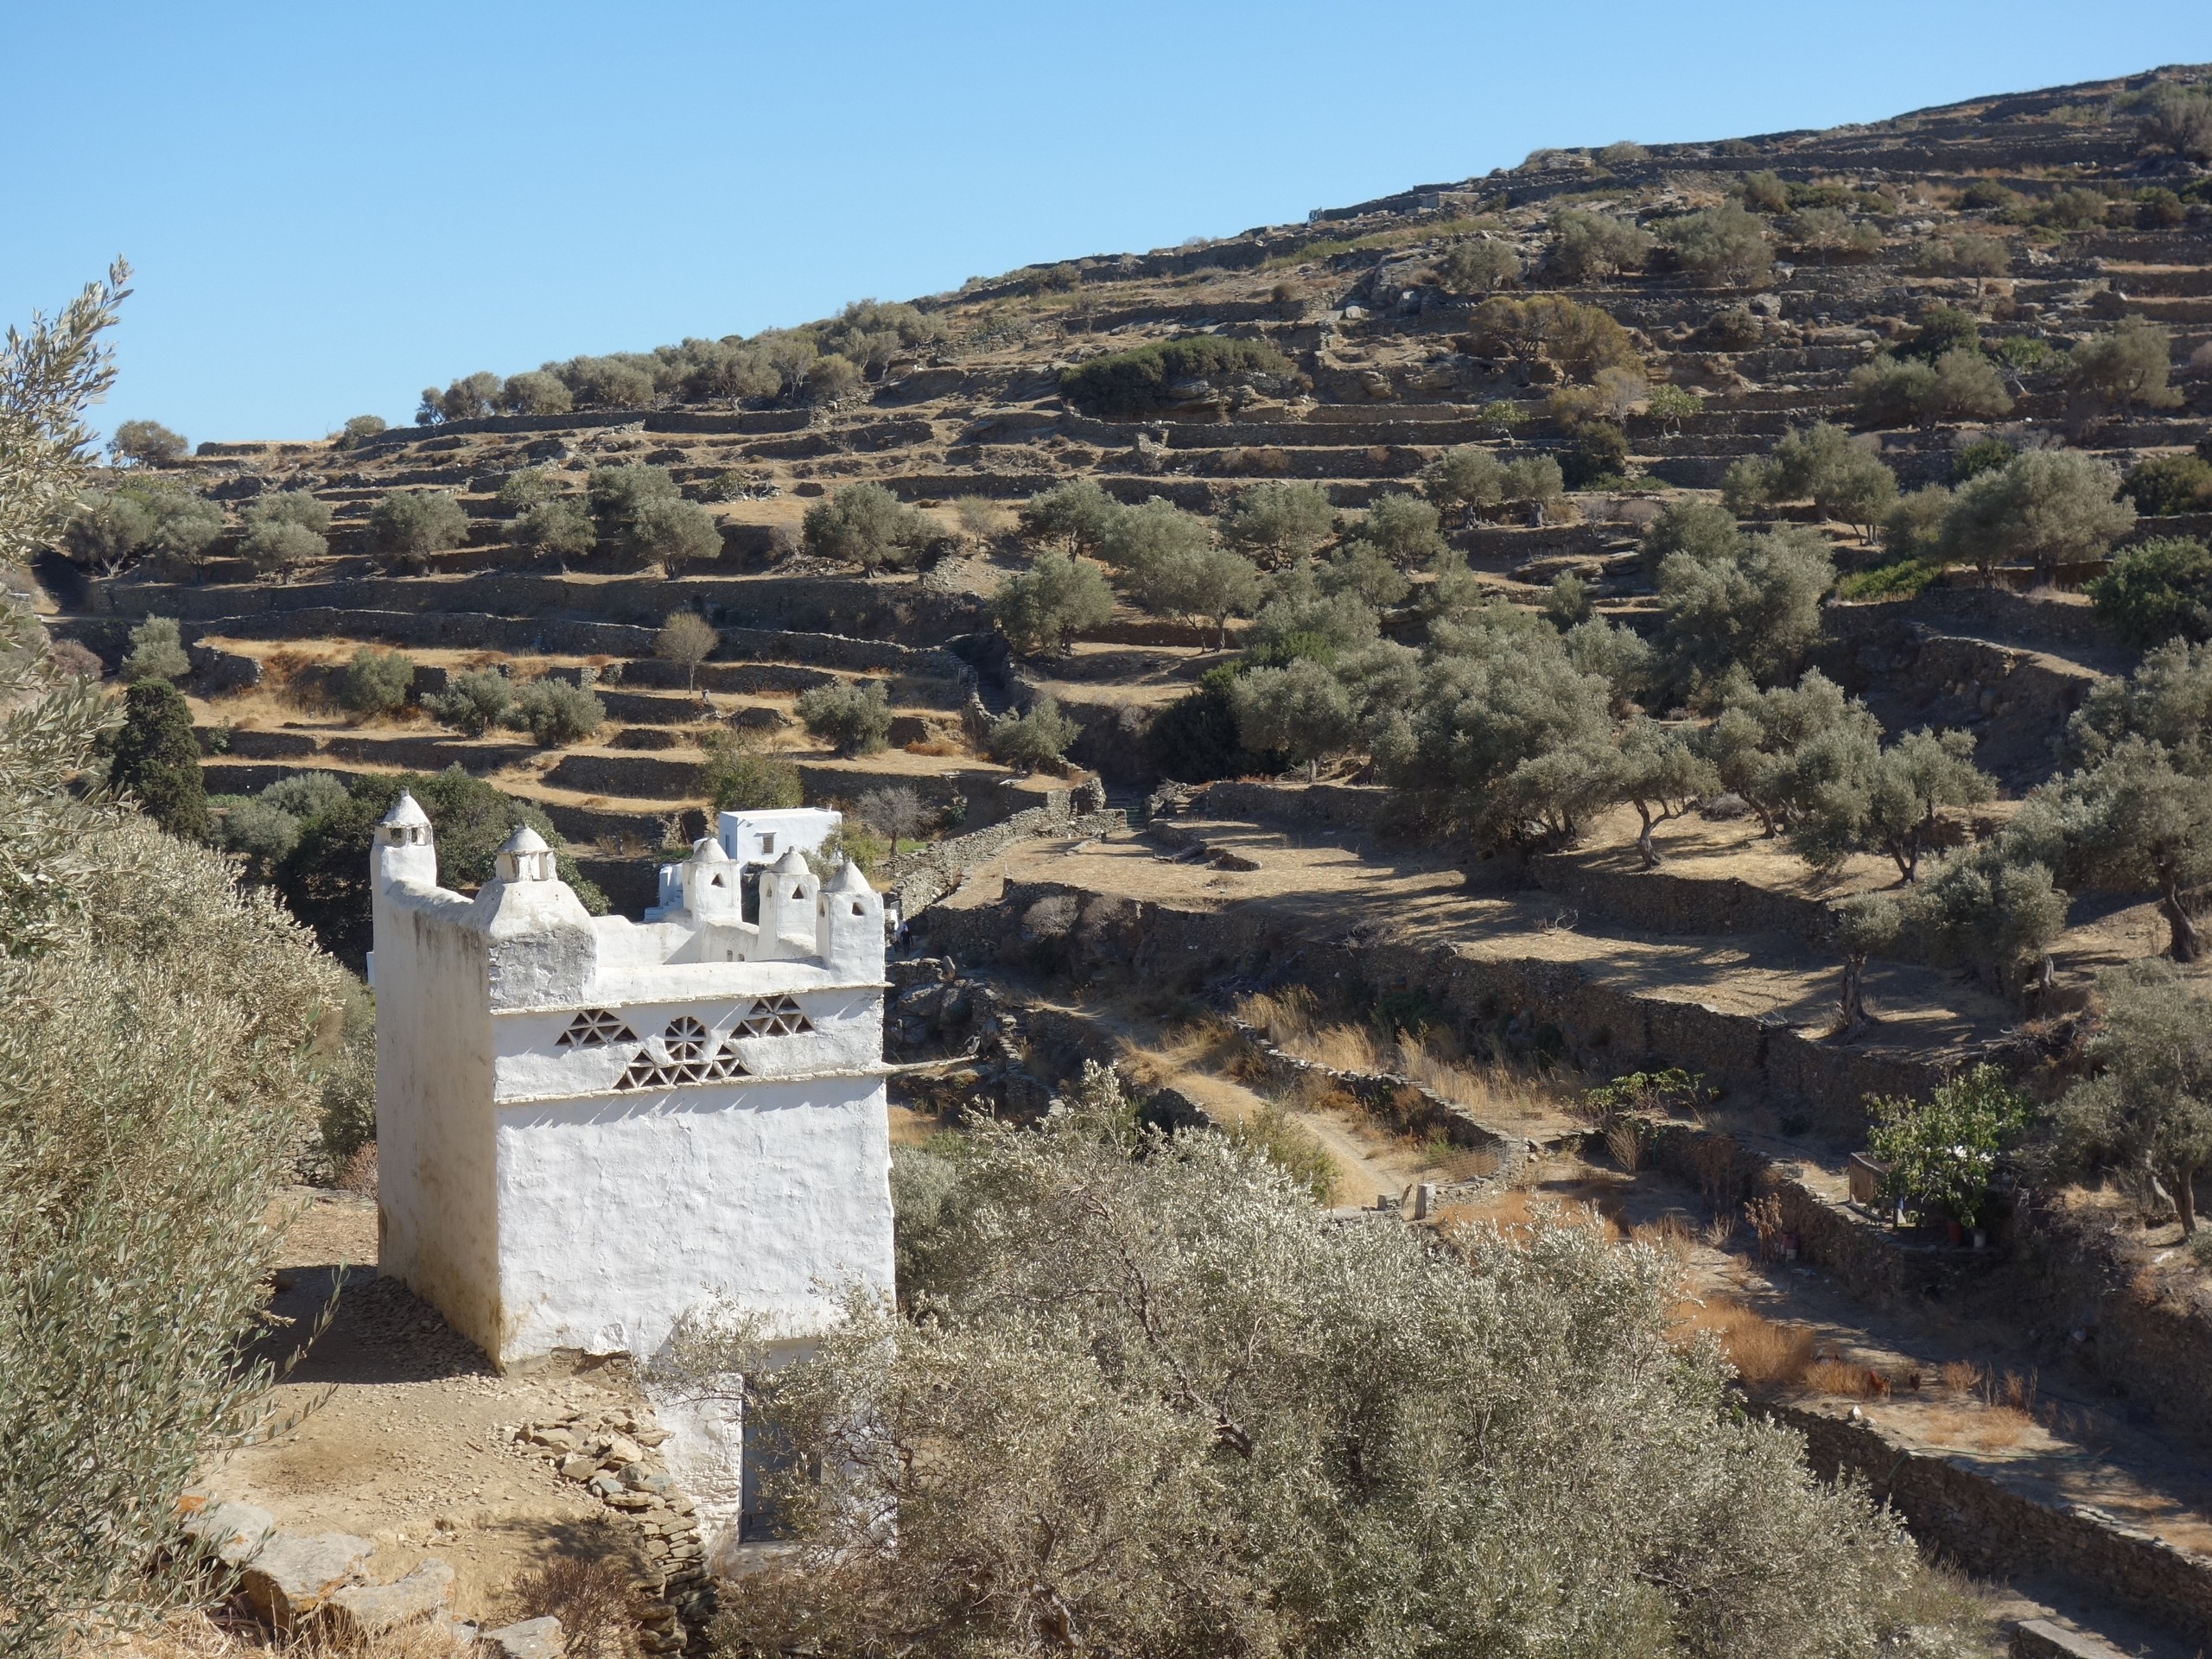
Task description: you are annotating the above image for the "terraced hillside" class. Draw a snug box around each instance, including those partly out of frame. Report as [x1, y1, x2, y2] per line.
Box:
[32, 61, 2212, 1654]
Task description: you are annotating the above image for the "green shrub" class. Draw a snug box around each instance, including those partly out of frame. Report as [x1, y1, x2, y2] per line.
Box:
[121, 615, 191, 684]
[1738, 170, 1790, 213]
[2037, 187, 2108, 231]
[1834, 558, 1942, 601]
[1950, 437, 2012, 485]
[1959, 180, 2020, 212]
[804, 353, 862, 405]
[2136, 188, 2187, 229]
[2088, 537, 2212, 645]
[797, 679, 893, 755]
[108, 679, 208, 840]
[987, 695, 1080, 771]
[2140, 83, 2212, 163]
[107, 418, 188, 466]
[1560, 422, 1630, 489]
[1866, 1065, 2031, 1229]
[369, 488, 468, 566]
[1896, 305, 1982, 364]
[2069, 318, 2182, 413]
[1911, 233, 2009, 277]
[803, 481, 931, 572]
[505, 672, 604, 747]
[1436, 238, 1519, 295]
[340, 645, 416, 717]
[1058, 335, 1291, 416]
[497, 467, 561, 509]
[423, 668, 515, 736]
[1543, 570, 1592, 629]
[697, 732, 803, 814]
[1220, 480, 1333, 561]
[2123, 454, 2212, 516]
[1940, 448, 2135, 582]
[240, 490, 332, 579]
[1147, 666, 1258, 782]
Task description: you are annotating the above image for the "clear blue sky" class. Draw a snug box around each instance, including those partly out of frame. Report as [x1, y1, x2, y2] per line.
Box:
[6, 2, 2207, 444]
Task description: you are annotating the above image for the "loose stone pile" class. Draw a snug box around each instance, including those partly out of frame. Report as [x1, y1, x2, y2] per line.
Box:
[504, 1408, 715, 1653]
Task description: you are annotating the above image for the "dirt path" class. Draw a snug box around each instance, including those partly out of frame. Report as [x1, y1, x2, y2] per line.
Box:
[201, 1192, 654, 1629]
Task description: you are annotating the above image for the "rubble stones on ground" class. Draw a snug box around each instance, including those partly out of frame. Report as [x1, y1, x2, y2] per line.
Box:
[482, 1614, 567, 1659]
[238, 1529, 378, 1630]
[322, 1557, 456, 1639]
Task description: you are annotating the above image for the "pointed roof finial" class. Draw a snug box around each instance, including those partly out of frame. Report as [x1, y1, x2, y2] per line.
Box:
[381, 791, 430, 829]
[829, 858, 873, 894]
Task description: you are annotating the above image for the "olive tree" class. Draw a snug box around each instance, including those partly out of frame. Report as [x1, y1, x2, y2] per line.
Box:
[1703, 670, 1885, 838]
[61, 483, 223, 577]
[1423, 446, 1507, 525]
[1615, 716, 1718, 868]
[803, 481, 931, 573]
[1656, 524, 1835, 700]
[2065, 737, 2212, 961]
[1831, 891, 1901, 1039]
[120, 614, 190, 684]
[987, 696, 1080, 771]
[1938, 448, 2135, 584]
[1219, 480, 1333, 563]
[1790, 727, 1994, 883]
[2056, 961, 2212, 1233]
[340, 645, 416, 718]
[505, 671, 605, 747]
[107, 418, 188, 466]
[991, 551, 1115, 656]
[1018, 478, 1122, 556]
[1549, 210, 1654, 283]
[1230, 657, 1357, 773]
[1131, 543, 1263, 648]
[1436, 236, 1521, 294]
[2069, 318, 2183, 414]
[797, 679, 893, 756]
[513, 498, 596, 562]
[369, 488, 468, 568]
[424, 668, 514, 737]
[1656, 202, 1774, 286]
[1910, 841, 2069, 1001]
[240, 490, 331, 580]
[671, 1066, 1968, 1659]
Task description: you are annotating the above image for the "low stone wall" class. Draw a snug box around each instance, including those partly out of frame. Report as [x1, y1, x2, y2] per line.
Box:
[913, 879, 1950, 1132]
[1777, 1402, 2212, 1649]
[1528, 855, 1836, 947]
[1192, 780, 1396, 836]
[889, 786, 1118, 916]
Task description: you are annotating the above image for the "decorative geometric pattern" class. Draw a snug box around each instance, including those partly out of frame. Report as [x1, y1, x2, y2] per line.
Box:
[613, 1016, 751, 1091]
[735, 995, 813, 1038]
[557, 1008, 636, 1047]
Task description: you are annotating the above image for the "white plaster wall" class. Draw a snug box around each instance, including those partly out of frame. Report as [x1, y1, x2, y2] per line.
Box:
[374, 889, 503, 1353]
[491, 1074, 895, 1364]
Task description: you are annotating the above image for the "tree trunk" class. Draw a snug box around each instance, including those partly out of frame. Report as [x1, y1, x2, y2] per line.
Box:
[1837, 950, 1869, 1039]
[2174, 1164, 2199, 1236]
[1634, 804, 1660, 869]
[2162, 873, 2202, 963]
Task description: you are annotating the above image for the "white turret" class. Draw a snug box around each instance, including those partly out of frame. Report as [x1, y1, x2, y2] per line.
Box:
[374, 791, 436, 893]
[816, 858, 884, 976]
[754, 846, 819, 960]
[681, 835, 743, 921]
[493, 823, 556, 883]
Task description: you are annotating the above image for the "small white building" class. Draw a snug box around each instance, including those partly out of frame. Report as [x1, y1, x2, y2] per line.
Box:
[648, 807, 843, 919]
[367, 793, 893, 1548]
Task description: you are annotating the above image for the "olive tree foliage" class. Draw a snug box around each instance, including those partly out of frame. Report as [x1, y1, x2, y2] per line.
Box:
[1218, 480, 1333, 563]
[986, 695, 1081, 771]
[60, 480, 223, 577]
[2068, 637, 2212, 775]
[1019, 477, 1122, 557]
[1655, 524, 1835, 703]
[240, 489, 331, 579]
[797, 678, 893, 756]
[2069, 318, 2183, 414]
[2036, 736, 2212, 963]
[1548, 209, 1655, 283]
[2088, 536, 2212, 648]
[1703, 671, 1883, 838]
[1723, 423, 1897, 538]
[587, 465, 721, 572]
[368, 487, 468, 567]
[1847, 352, 2012, 429]
[1654, 202, 1774, 287]
[1230, 657, 1358, 773]
[2056, 962, 2212, 1233]
[107, 416, 188, 466]
[803, 480, 932, 573]
[2139, 81, 2212, 162]
[1, 262, 357, 1655]
[506, 671, 604, 747]
[991, 550, 1115, 656]
[1435, 235, 1521, 295]
[670, 1067, 1967, 1659]
[121, 613, 190, 684]
[423, 667, 515, 736]
[1937, 448, 2135, 583]
[1789, 726, 1994, 883]
[1910, 839, 2069, 1001]
[1832, 891, 1902, 1039]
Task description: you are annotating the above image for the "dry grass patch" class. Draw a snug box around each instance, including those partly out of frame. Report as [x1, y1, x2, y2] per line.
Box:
[1672, 1298, 1815, 1389]
[85, 1611, 475, 1659]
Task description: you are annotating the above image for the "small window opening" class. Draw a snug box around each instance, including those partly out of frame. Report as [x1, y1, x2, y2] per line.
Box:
[852, 901, 865, 916]
[760, 833, 776, 854]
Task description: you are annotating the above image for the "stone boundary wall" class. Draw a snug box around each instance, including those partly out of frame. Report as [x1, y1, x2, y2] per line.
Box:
[914, 879, 1949, 1131]
[1527, 855, 1840, 948]
[93, 570, 984, 640]
[889, 788, 1120, 916]
[1776, 1402, 2212, 1649]
[340, 408, 814, 452]
[1222, 1016, 1529, 1175]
